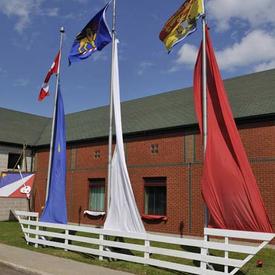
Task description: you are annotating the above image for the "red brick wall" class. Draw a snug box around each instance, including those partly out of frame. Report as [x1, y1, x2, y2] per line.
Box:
[76, 142, 109, 169]
[129, 166, 188, 235]
[33, 120, 275, 241]
[239, 122, 275, 159]
[127, 133, 185, 165]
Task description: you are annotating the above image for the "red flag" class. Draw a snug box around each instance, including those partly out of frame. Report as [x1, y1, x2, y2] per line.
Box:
[194, 26, 273, 232]
[38, 51, 60, 101]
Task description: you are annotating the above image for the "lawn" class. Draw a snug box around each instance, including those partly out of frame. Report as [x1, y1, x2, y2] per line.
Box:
[0, 221, 274, 275]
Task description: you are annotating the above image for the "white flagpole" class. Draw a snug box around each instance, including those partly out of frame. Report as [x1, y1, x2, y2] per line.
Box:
[45, 27, 65, 202]
[202, 4, 208, 227]
[107, 0, 116, 210]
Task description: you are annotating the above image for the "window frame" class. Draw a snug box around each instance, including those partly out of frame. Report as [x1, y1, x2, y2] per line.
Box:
[88, 178, 106, 212]
[143, 177, 167, 216]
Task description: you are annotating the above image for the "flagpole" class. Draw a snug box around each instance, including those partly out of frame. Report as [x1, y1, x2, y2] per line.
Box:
[107, 0, 116, 211]
[202, 10, 219, 272]
[202, 8, 208, 228]
[45, 27, 65, 201]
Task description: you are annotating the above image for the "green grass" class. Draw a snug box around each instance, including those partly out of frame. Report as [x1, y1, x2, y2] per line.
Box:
[0, 221, 274, 275]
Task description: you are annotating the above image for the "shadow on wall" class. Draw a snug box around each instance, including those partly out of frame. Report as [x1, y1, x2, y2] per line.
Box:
[9, 209, 18, 221]
[78, 206, 82, 225]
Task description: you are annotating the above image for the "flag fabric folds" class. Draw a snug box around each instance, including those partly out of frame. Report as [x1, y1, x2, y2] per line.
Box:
[40, 84, 67, 224]
[104, 39, 145, 233]
[159, 0, 204, 52]
[68, 1, 112, 64]
[194, 27, 273, 232]
[38, 51, 60, 101]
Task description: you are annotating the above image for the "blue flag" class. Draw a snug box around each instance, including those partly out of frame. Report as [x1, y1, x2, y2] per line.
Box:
[40, 85, 67, 224]
[68, 1, 112, 64]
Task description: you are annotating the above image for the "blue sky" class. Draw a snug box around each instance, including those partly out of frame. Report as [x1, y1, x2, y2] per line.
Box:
[0, 0, 274, 117]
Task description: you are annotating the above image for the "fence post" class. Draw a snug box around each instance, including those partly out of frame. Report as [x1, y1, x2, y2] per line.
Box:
[35, 215, 39, 248]
[64, 228, 69, 251]
[144, 238, 150, 265]
[27, 215, 30, 245]
[200, 234, 208, 272]
[224, 236, 229, 273]
[99, 233, 104, 261]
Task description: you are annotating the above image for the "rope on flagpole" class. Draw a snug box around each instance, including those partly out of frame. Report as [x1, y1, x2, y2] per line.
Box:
[45, 27, 65, 202]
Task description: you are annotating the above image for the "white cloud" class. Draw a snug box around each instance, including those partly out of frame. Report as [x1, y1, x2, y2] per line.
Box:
[176, 44, 198, 67]
[40, 8, 59, 17]
[0, 0, 58, 33]
[168, 44, 198, 73]
[174, 30, 275, 73]
[216, 30, 275, 71]
[254, 60, 275, 72]
[207, 0, 275, 31]
[200, 0, 275, 72]
[137, 62, 153, 75]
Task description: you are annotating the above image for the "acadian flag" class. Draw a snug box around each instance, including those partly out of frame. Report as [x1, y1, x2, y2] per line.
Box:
[40, 84, 67, 224]
[159, 0, 204, 52]
[68, 1, 112, 64]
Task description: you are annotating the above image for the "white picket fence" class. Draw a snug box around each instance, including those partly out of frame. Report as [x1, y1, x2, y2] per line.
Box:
[15, 211, 274, 275]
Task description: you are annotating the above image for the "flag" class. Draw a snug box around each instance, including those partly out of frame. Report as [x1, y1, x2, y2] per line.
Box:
[0, 172, 34, 198]
[40, 84, 67, 224]
[38, 51, 60, 101]
[193, 27, 273, 232]
[68, 1, 112, 64]
[159, 0, 204, 52]
[104, 39, 145, 233]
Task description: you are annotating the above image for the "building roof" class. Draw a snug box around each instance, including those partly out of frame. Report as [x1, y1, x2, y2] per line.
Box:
[2, 69, 275, 147]
[0, 107, 50, 146]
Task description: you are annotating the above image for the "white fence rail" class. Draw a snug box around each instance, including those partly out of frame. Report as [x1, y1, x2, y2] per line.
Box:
[15, 211, 274, 275]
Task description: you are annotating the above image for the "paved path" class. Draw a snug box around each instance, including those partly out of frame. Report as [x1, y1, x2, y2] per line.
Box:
[0, 262, 35, 275]
[0, 243, 132, 275]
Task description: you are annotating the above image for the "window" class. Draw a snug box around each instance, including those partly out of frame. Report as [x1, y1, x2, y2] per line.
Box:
[7, 153, 22, 169]
[94, 150, 100, 159]
[150, 144, 159, 154]
[89, 179, 105, 211]
[144, 177, 166, 215]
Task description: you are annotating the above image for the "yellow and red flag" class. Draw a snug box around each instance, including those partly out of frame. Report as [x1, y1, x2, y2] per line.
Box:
[159, 0, 204, 52]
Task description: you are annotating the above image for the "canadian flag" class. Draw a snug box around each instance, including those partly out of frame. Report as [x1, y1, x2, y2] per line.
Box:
[38, 51, 60, 101]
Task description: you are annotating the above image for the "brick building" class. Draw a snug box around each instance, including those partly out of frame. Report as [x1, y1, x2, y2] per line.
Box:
[1, 69, 275, 237]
